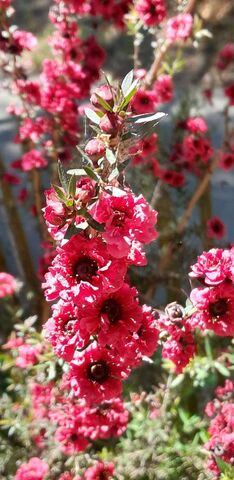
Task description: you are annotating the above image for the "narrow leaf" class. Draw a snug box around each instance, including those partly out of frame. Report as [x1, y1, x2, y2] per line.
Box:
[58, 160, 69, 191]
[76, 146, 93, 167]
[54, 185, 68, 203]
[64, 222, 79, 240]
[67, 168, 87, 176]
[68, 175, 76, 198]
[84, 108, 101, 125]
[120, 84, 138, 110]
[83, 166, 101, 182]
[95, 93, 113, 112]
[127, 111, 166, 124]
[121, 70, 134, 96]
[85, 211, 105, 232]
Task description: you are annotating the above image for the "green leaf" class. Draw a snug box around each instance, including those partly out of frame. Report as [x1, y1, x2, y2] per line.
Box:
[53, 185, 68, 203]
[68, 175, 76, 198]
[128, 111, 166, 124]
[85, 211, 105, 232]
[76, 146, 93, 167]
[64, 222, 79, 240]
[214, 362, 230, 377]
[216, 458, 233, 474]
[170, 374, 184, 388]
[95, 93, 113, 112]
[58, 160, 69, 192]
[83, 166, 101, 182]
[121, 70, 134, 96]
[120, 83, 138, 110]
[106, 148, 116, 165]
[84, 108, 101, 125]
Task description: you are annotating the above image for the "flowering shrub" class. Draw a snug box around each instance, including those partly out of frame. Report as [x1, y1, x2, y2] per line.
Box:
[0, 1, 234, 480]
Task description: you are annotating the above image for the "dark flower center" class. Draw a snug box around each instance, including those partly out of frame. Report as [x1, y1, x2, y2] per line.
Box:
[73, 256, 98, 282]
[140, 95, 150, 105]
[70, 433, 78, 442]
[88, 361, 109, 383]
[112, 210, 126, 227]
[209, 298, 228, 317]
[101, 299, 122, 324]
[212, 222, 222, 233]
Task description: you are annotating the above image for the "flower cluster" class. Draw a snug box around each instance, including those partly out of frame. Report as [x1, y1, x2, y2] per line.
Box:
[156, 302, 196, 372]
[188, 248, 234, 336]
[42, 77, 159, 409]
[204, 380, 234, 475]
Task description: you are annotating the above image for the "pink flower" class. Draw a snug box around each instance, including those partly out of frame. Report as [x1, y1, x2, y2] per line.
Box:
[43, 186, 69, 240]
[0, 272, 16, 297]
[55, 424, 90, 455]
[154, 74, 173, 103]
[30, 382, 54, 419]
[21, 149, 47, 171]
[130, 88, 157, 114]
[43, 234, 127, 302]
[207, 217, 226, 239]
[135, 304, 159, 358]
[84, 461, 115, 480]
[166, 14, 193, 42]
[90, 191, 158, 259]
[219, 151, 234, 171]
[216, 43, 234, 70]
[78, 283, 143, 345]
[136, 0, 167, 26]
[2, 173, 21, 184]
[43, 300, 89, 361]
[15, 343, 42, 368]
[189, 248, 233, 286]
[69, 343, 130, 403]
[15, 457, 49, 480]
[12, 30, 37, 51]
[185, 116, 208, 134]
[190, 283, 234, 336]
[162, 327, 196, 372]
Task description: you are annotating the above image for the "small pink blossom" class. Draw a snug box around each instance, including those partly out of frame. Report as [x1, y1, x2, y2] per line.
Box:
[166, 14, 193, 42]
[15, 457, 49, 480]
[0, 272, 16, 297]
[21, 149, 47, 171]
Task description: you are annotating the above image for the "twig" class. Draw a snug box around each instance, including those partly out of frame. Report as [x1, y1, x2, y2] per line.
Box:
[145, 0, 197, 87]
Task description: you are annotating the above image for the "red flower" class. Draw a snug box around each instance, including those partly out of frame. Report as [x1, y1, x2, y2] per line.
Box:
[219, 151, 234, 171]
[136, 0, 167, 26]
[90, 191, 158, 259]
[216, 43, 234, 70]
[21, 149, 47, 171]
[43, 300, 89, 361]
[207, 217, 226, 239]
[78, 283, 143, 345]
[131, 88, 157, 114]
[224, 83, 234, 106]
[69, 343, 130, 403]
[189, 248, 233, 286]
[154, 74, 173, 103]
[84, 461, 115, 480]
[43, 234, 127, 302]
[162, 327, 196, 372]
[190, 283, 234, 336]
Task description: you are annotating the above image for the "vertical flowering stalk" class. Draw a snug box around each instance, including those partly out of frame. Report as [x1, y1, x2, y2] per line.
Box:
[43, 73, 161, 405]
